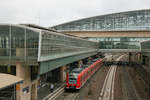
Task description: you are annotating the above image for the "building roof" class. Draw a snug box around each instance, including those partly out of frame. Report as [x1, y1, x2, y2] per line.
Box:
[51, 9, 150, 32]
[0, 73, 23, 89]
[21, 24, 57, 32]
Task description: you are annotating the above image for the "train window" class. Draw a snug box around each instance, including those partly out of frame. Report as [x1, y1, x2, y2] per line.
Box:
[80, 76, 83, 82]
[81, 75, 84, 82]
[88, 70, 90, 75]
[90, 68, 92, 74]
[91, 68, 93, 72]
[82, 75, 84, 81]
[95, 65, 97, 69]
[86, 72, 88, 77]
[84, 74, 86, 80]
[84, 73, 86, 79]
[83, 74, 86, 81]
[69, 78, 77, 84]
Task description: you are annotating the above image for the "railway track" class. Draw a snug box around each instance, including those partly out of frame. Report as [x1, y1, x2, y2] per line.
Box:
[43, 85, 79, 100]
[44, 54, 124, 100]
[99, 55, 124, 100]
[58, 92, 79, 100]
[121, 65, 140, 100]
[43, 84, 65, 100]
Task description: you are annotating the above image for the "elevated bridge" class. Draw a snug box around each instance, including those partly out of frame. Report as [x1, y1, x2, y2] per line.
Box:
[59, 31, 150, 38]
[0, 24, 99, 75]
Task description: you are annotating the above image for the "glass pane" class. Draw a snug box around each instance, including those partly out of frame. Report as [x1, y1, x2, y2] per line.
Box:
[0, 25, 10, 57]
[11, 26, 25, 58]
[26, 29, 39, 58]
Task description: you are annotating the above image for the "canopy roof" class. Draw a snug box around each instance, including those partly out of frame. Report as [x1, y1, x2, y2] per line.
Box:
[0, 73, 23, 89]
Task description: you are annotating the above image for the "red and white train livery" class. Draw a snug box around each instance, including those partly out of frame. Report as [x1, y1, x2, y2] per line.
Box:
[66, 58, 104, 90]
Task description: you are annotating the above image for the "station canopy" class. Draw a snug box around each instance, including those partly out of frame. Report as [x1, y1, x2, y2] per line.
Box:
[0, 73, 23, 89]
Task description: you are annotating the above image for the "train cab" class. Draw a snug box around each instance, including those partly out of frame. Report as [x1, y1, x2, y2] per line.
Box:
[66, 68, 83, 89]
[66, 57, 104, 90]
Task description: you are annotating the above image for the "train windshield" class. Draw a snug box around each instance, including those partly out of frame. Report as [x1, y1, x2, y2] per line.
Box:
[69, 78, 77, 84]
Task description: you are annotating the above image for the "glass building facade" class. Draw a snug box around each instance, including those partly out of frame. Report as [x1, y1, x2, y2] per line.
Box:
[140, 40, 150, 66]
[39, 30, 98, 61]
[88, 37, 150, 50]
[0, 24, 98, 65]
[0, 24, 39, 65]
[51, 9, 150, 31]
[141, 40, 150, 52]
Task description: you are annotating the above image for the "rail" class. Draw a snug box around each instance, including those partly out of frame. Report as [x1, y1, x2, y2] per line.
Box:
[43, 84, 65, 100]
[99, 55, 124, 100]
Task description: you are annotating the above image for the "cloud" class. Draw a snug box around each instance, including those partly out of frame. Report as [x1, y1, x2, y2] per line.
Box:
[0, 0, 149, 27]
[0, 0, 39, 24]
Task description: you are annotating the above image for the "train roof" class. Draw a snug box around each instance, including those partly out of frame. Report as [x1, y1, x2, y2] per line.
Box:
[71, 68, 83, 73]
[70, 58, 102, 74]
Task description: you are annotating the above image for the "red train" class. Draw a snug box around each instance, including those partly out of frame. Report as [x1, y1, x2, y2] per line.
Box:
[65, 58, 104, 90]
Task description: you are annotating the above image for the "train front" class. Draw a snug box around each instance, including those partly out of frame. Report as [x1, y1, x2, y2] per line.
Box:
[66, 68, 82, 90]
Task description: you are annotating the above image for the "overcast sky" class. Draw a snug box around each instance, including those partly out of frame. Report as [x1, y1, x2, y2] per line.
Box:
[0, 0, 150, 27]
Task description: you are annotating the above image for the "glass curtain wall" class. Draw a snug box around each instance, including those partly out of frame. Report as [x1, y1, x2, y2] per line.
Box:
[52, 10, 150, 31]
[0, 25, 39, 65]
[88, 37, 150, 50]
[0, 24, 99, 64]
[0, 25, 10, 58]
[40, 30, 98, 59]
[141, 41, 150, 52]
